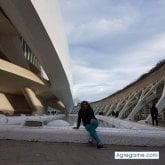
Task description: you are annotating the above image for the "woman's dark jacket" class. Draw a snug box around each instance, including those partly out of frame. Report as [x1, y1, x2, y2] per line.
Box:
[77, 108, 96, 128]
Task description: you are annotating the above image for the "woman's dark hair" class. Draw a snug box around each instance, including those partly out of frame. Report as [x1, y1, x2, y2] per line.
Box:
[80, 101, 92, 109]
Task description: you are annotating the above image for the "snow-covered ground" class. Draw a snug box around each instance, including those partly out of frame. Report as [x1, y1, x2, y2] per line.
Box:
[0, 114, 165, 146]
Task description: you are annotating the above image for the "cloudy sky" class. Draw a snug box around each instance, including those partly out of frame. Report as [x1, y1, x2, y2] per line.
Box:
[59, 0, 165, 103]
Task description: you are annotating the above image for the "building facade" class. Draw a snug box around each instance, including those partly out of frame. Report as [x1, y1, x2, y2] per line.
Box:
[72, 61, 165, 125]
[0, 0, 73, 115]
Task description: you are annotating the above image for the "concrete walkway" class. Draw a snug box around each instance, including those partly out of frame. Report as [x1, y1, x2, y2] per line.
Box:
[0, 140, 164, 165]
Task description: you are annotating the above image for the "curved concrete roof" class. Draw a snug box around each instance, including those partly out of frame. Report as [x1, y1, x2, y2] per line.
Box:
[0, 0, 73, 112]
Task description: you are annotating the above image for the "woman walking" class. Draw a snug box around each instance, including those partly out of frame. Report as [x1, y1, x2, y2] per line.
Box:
[74, 101, 103, 148]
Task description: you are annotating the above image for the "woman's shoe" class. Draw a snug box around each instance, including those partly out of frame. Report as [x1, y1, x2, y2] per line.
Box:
[97, 144, 103, 149]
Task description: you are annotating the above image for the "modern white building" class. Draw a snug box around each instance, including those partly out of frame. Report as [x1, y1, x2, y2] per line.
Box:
[72, 61, 165, 125]
[0, 0, 73, 115]
[91, 61, 165, 125]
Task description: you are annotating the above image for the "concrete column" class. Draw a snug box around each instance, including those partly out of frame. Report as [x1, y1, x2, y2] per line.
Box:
[106, 104, 113, 116]
[118, 100, 129, 118]
[94, 105, 101, 115]
[114, 100, 124, 113]
[0, 93, 14, 115]
[22, 88, 45, 115]
[95, 105, 104, 115]
[106, 103, 116, 116]
[127, 81, 162, 121]
[118, 92, 139, 119]
[103, 104, 111, 114]
[156, 80, 165, 113]
[146, 79, 165, 123]
[99, 104, 106, 113]
[94, 106, 99, 114]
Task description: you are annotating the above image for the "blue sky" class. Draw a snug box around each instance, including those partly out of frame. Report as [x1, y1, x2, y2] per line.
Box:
[59, 0, 165, 103]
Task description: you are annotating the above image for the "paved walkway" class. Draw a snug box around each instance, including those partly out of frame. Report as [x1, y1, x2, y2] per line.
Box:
[159, 121, 165, 127]
[0, 140, 164, 165]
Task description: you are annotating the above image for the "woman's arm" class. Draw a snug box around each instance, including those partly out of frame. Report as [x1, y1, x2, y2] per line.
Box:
[77, 111, 81, 128]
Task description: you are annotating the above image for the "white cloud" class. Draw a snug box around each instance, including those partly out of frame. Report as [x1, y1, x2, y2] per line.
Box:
[72, 62, 135, 101]
[117, 33, 165, 66]
[72, 63, 111, 83]
[71, 33, 165, 101]
[72, 62, 112, 101]
[59, 0, 165, 102]
[60, 0, 140, 45]
[67, 16, 136, 44]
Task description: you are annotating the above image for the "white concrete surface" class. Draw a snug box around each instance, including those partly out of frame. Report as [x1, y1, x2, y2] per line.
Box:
[0, 115, 165, 146]
[97, 115, 165, 130]
[47, 120, 70, 127]
[0, 125, 165, 147]
[0, 114, 65, 125]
